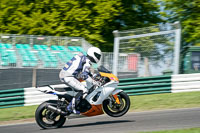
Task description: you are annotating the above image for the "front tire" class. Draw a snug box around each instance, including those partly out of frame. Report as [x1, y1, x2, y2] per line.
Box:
[103, 91, 130, 117]
[35, 101, 66, 129]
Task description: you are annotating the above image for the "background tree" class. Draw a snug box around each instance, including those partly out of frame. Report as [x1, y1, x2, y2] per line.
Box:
[100, 0, 164, 51]
[0, 0, 163, 51]
[162, 0, 200, 47]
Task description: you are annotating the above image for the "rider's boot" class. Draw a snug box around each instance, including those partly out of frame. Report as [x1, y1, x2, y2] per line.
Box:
[67, 98, 80, 114]
[67, 101, 73, 113]
[67, 91, 87, 114]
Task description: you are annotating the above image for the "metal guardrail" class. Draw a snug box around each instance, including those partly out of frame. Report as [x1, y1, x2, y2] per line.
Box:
[0, 75, 172, 108]
[0, 88, 24, 108]
[171, 73, 200, 93]
[118, 75, 171, 96]
[0, 73, 200, 108]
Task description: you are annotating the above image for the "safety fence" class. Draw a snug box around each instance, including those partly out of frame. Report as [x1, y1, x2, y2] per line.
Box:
[23, 87, 57, 106]
[0, 88, 24, 108]
[0, 73, 200, 108]
[171, 73, 200, 93]
[118, 75, 171, 96]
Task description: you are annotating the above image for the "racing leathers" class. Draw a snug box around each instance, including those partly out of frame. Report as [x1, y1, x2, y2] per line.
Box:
[59, 52, 95, 114]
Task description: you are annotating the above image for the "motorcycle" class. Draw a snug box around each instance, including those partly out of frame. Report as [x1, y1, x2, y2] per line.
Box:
[35, 65, 130, 129]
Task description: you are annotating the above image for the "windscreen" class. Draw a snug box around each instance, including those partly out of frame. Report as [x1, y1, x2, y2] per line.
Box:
[97, 65, 111, 73]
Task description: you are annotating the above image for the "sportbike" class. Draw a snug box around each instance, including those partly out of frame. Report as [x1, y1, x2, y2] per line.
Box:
[35, 66, 130, 129]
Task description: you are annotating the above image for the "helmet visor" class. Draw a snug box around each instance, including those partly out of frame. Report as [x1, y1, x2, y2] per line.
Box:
[94, 52, 101, 60]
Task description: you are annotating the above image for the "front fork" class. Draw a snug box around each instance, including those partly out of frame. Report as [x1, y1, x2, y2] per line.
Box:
[108, 94, 121, 108]
[110, 89, 123, 103]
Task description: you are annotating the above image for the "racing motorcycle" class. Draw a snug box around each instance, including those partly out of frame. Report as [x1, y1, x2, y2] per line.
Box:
[35, 66, 130, 129]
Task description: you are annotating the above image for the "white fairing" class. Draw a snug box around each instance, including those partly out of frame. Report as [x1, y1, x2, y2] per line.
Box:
[38, 86, 54, 92]
[86, 80, 119, 105]
[38, 84, 75, 96]
[39, 80, 121, 105]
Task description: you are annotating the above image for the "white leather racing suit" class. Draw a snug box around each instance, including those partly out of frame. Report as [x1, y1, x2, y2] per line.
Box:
[59, 53, 94, 95]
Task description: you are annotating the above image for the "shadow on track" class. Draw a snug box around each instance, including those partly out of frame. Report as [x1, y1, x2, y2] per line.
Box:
[61, 120, 135, 129]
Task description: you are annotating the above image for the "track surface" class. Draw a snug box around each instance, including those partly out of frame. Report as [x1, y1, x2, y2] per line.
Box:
[1, 108, 200, 133]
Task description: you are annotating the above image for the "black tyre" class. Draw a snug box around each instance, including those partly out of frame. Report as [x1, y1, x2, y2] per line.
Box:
[103, 91, 130, 117]
[35, 101, 66, 129]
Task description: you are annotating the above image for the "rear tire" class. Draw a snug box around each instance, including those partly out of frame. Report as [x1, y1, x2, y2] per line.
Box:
[103, 91, 130, 117]
[35, 101, 66, 129]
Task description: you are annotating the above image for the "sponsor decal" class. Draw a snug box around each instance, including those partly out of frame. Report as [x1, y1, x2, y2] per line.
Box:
[65, 64, 69, 68]
[110, 77, 115, 80]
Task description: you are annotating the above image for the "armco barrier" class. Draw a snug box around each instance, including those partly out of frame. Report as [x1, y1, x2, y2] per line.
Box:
[1, 73, 200, 108]
[24, 87, 57, 106]
[118, 75, 171, 96]
[171, 73, 200, 93]
[0, 88, 24, 108]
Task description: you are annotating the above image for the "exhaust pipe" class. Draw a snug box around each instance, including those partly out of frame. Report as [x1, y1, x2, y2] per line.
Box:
[46, 105, 68, 116]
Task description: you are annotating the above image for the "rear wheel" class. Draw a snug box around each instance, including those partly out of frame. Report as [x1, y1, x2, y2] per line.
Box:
[35, 101, 66, 129]
[103, 91, 130, 117]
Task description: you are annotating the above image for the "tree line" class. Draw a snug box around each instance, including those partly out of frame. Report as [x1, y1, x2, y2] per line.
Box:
[0, 0, 162, 51]
[0, 0, 199, 51]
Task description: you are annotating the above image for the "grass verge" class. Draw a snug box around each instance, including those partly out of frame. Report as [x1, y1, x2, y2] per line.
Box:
[139, 127, 200, 133]
[0, 105, 38, 121]
[130, 91, 200, 112]
[0, 91, 200, 122]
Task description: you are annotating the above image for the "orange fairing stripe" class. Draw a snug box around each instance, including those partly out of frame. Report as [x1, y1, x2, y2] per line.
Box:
[99, 72, 119, 81]
[113, 94, 120, 104]
[81, 105, 104, 117]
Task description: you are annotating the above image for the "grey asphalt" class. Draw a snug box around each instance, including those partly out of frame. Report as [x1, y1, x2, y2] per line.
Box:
[1, 107, 200, 133]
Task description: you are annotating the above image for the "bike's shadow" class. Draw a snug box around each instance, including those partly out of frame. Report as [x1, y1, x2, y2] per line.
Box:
[61, 119, 135, 129]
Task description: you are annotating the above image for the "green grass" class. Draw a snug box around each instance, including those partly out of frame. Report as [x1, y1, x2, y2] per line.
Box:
[0, 91, 200, 122]
[139, 127, 200, 133]
[130, 91, 200, 112]
[0, 105, 38, 121]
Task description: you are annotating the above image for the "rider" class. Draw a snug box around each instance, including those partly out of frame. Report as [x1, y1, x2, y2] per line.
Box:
[59, 47, 102, 114]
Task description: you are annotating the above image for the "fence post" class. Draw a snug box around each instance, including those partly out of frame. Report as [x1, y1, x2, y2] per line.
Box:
[144, 57, 150, 77]
[113, 30, 120, 76]
[32, 68, 37, 87]
[174, 22, 181, 74]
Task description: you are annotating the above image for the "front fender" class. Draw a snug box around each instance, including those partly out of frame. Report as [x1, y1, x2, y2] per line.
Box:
[112, 89, 123, 95]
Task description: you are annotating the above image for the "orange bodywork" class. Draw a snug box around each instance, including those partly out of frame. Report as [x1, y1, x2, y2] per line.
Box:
[113, 94, 120, 104]
[99, 72, 119, 81]
[81, 105, 104, 117]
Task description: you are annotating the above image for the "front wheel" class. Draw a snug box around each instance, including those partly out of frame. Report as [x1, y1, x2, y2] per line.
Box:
[35, 101, 66, 129]
[103, 91, 130, 117]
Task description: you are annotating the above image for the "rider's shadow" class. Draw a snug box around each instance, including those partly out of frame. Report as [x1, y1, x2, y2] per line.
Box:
[61, 119, 135, 128]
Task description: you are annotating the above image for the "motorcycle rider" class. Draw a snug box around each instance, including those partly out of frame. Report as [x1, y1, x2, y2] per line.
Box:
[59, 47, 102, 114]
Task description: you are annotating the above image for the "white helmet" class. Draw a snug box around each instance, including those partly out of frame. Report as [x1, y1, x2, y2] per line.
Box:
[87, 47, 102, 63]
